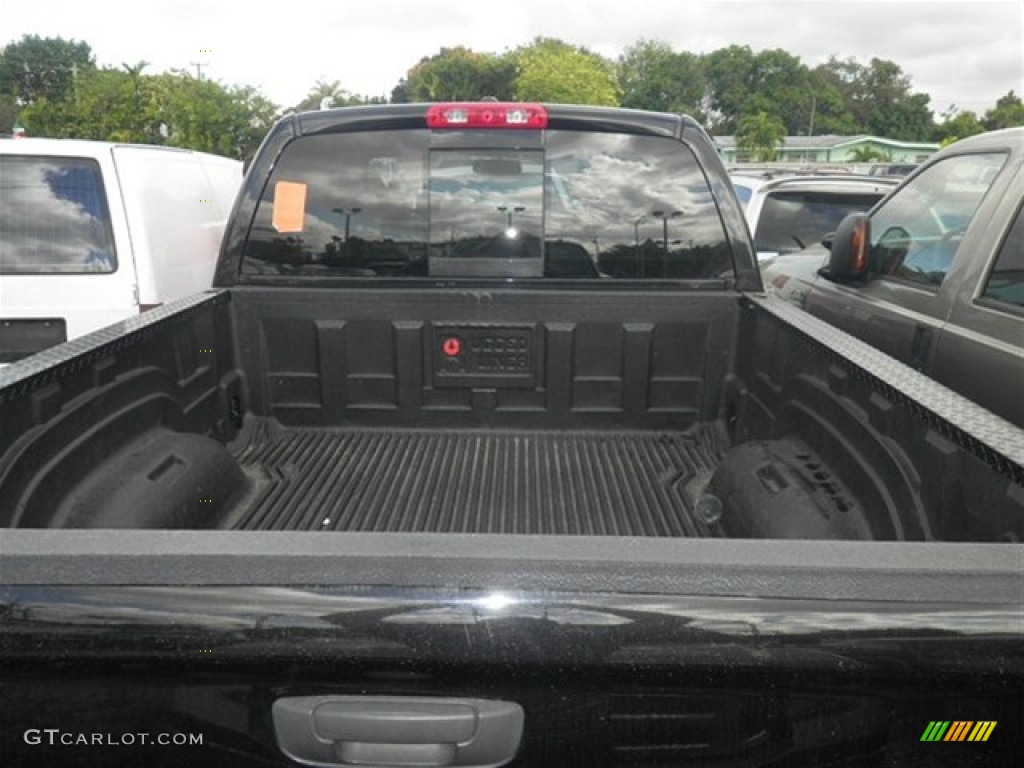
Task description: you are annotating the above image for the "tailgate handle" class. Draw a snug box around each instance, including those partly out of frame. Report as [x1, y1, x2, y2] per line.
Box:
[272, 695, 524, 767]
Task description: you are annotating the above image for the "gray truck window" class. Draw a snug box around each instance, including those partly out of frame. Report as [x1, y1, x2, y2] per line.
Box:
[980, 204, 1024, 309]
[242, 129, 734, 281]
[0, 156, 117, 274]
[868, 152, 1006, 287]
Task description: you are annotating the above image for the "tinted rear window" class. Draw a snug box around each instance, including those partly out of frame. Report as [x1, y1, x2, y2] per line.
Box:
[754, 190, 884, 254]
[0, 156, 117, 274]
[241, 129, 734, 281]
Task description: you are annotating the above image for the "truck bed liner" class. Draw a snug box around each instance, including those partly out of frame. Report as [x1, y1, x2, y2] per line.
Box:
[230, 420, 728, 535]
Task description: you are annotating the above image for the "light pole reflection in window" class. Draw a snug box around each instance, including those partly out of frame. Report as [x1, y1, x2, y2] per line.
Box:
[651, 210, 682, 276]
[332, 207, 363, 241]
[497, 205, 526, 238]
[633, 216, 648, 277]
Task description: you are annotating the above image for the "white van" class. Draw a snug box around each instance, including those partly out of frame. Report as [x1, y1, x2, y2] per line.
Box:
[0, 139, 241, 362]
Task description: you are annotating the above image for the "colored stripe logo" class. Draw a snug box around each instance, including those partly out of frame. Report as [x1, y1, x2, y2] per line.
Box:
[920, 721, 996, 742]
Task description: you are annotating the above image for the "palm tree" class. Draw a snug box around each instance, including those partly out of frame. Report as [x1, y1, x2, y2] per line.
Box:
[293, 80, 352, 112]
[121, 60, 149, 105]
[846, 145, 892, 163]
[121, 60, 149, 78]
[120, 61, 151, 140]
[735, 111, 786, 162]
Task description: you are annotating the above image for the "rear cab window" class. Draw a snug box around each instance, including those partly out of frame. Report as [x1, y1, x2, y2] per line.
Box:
[241, 127, 735, 282]
[0, 155, 117, 274]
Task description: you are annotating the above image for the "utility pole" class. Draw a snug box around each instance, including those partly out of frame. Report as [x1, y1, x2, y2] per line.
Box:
[190, 61, 209, 81]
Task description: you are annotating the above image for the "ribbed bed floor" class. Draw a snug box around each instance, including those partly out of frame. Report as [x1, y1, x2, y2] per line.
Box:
[229, 422, 728, 535]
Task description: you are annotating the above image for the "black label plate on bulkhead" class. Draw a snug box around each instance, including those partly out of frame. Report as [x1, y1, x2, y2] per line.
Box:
[0, 318, 67, 363]
[432, 325, 537, 388]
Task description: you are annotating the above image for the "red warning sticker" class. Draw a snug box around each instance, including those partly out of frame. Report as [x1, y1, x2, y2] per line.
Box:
[442, 337, 462, 357]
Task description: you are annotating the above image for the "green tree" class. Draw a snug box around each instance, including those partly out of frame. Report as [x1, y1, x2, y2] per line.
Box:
[511, 38, 619, 106]
[224, 85, 280, 159]
[735, 111, 786, 161]
[748, 49, 815, 136]
[702, 46, 814, 135]
[816, 56, 881, 131]
[152, 74, 278, 158]
[19, 67, 155, 141]
[815, 56, 933, 139]
[0, 92, 18, 133]
[0, 34, 94, 105]
[121, 61, 151, 133]
[871, 91, 933, 141]
[390, 79, 411, 104]
[807, 65, 859, 135]
[617, 40, 705, 117]
[933, 109, 985, 144]
[401, 47, 514, 102]
[19, 66, 278, 158]
[983, 90, 1024, 130]
[701, 45, 757, 133]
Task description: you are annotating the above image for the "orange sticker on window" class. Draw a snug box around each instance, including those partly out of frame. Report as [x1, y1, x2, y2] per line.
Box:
[272, 181, 307, 232]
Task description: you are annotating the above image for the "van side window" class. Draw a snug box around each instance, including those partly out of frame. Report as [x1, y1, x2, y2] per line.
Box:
[868, 152, 1007, 288]
[0, 156, 117, 274]
[980, 204, 1024, 309]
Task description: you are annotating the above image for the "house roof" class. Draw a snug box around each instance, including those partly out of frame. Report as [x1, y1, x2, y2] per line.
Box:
[714, 135, 939, 151]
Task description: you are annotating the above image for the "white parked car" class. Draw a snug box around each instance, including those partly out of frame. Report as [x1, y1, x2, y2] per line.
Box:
[0, 139, 241, 363]
[730, 173, 898, 267]
[760, 245, 831, 307]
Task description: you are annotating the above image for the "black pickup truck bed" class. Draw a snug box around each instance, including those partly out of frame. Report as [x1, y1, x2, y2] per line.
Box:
[229, 421, 726, 534]
[5, 284, 1020, 545]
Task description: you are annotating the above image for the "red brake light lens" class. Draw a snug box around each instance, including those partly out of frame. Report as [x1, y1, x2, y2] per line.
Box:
[427, 103, 548, 130]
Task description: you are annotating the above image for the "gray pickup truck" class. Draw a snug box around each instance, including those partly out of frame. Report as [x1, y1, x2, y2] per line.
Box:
[765, 128, 1023, 428]
[1, 105, 1021, 767]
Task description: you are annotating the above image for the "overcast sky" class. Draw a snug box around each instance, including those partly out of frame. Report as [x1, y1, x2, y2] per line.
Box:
[4, 0, 1022, 118]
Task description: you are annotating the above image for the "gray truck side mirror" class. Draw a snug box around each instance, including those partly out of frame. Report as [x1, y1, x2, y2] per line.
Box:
[822, 212, 870, 282]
